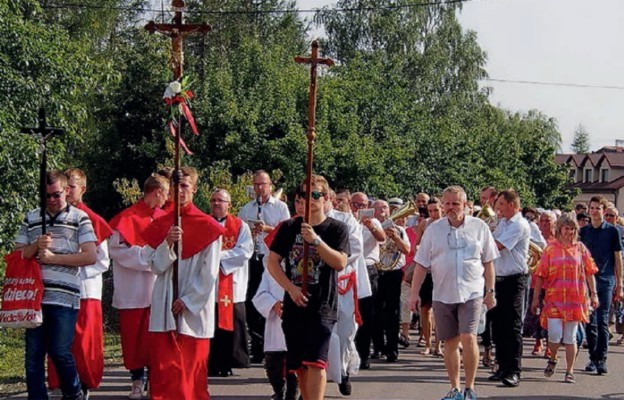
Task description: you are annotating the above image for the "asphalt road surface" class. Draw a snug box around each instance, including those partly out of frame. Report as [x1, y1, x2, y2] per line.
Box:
[8, 337, 624, 399]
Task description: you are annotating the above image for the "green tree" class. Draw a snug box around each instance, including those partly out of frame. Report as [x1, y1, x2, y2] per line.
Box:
[571, 123, 591, 154]
[0, 0, 110, 251]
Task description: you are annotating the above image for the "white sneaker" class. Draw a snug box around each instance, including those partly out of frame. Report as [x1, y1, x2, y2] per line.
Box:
[128, 380, 143, 400]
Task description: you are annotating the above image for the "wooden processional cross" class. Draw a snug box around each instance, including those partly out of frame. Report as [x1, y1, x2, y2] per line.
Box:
[145, 0, 211, 302]
[21, 108, 65, 236]
[294, 41, 334, 295]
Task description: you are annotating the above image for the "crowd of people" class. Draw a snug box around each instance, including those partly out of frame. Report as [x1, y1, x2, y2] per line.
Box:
[11, 168, 624, 400]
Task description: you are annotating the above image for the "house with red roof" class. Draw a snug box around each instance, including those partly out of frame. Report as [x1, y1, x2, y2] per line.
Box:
[555, 145, 624, 211]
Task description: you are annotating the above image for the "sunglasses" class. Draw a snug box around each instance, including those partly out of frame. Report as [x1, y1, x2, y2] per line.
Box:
[605, 213, 616, 218]
[300, 191, 325, 200]
[45, 192, 63, 199]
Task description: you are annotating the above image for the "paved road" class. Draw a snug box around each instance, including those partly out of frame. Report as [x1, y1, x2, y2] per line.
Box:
[8, 338, 624, 399]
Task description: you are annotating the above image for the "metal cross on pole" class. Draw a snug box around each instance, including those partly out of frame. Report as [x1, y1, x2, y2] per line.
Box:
[145, 0, 211, 302]
[21, 108, 65, 235]
[294, 40, 334, 295]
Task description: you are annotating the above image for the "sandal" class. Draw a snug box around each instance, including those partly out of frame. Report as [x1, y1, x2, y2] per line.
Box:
[421, 347, 431, 355]
[544, 358, 558, 378]
[564, 372, 576, 383]
[482, 346, 493, 368]
[617, 335, 624, 345]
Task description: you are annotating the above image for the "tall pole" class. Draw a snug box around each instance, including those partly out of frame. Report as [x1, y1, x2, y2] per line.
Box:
[145, 0, 210, 302]
[21, 108, 65, 235]
[294, 41, 334, 294]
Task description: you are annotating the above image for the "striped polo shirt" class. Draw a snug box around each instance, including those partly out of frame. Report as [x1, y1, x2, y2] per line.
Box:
[15, 204, 97, 309]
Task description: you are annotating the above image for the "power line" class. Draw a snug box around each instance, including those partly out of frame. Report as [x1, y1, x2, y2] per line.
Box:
[484, 78, 624, 91]
[40, 0, 471, 15]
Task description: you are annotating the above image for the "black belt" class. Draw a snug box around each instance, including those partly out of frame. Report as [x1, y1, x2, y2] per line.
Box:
[496, 272, 527, 282]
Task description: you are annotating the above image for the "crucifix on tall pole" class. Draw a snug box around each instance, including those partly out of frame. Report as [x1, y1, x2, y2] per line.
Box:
[294, 40, 334, 295]
[21, 108, 65, 236]
[145, 0, 211, 302]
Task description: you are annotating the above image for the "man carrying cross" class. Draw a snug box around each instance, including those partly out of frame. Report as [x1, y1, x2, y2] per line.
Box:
[142, 167, 225, 400]
[267, 175, 350, 400]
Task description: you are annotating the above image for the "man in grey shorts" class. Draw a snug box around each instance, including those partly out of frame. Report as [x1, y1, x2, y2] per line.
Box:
[410, 185, 498, 400]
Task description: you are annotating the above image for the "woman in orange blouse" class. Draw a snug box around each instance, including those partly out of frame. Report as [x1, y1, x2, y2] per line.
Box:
[531, 212, 599, 383]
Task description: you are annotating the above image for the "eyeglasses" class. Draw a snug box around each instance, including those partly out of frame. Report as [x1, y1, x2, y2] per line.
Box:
[45, 192, 63, 199]
[605, 213, 616, 218]
[210, 199, 229, 203]
[350, 201, 367, 209]
[300, 191, 325, 200]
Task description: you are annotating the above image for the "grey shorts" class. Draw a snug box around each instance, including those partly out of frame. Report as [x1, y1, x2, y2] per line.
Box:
[432, 297, 482, 341]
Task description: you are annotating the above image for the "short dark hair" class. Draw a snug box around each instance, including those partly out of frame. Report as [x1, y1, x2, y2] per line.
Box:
[589, 195, 608, 209]
[497, 189, 520, 209]
[46, 170, 67, 187]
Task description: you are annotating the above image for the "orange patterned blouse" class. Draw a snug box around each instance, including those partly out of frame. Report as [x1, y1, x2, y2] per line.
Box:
[535, 240, 598, 327]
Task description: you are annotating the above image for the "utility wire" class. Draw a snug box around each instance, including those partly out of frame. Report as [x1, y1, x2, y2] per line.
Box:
[484, 78, 624, 91]
[40, 0, 471, 15]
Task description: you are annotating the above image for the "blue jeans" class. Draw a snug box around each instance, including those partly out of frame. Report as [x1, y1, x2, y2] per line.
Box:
[586, 282, 614, 363]
[25, 304, 80, 400]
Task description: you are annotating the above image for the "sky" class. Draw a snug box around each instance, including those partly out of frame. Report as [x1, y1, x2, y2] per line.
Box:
[296, 0, 624, 153]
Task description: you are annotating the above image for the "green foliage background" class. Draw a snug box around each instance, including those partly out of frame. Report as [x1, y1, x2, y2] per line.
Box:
[0, 0, 576, 253]
[0, 0, 579, 390]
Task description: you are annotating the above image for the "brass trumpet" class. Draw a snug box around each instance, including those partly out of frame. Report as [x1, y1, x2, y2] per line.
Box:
[528, 241, 543, 274]
[373, 201, 417, 272]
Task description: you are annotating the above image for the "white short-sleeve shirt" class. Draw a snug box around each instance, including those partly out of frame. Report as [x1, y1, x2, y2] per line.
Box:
[493, 212, 530, 276]
[415, 216, 499, 304]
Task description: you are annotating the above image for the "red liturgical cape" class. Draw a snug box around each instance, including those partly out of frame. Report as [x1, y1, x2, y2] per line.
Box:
[143, 203, 224, 260]
[76, 202, 113, 246]
[109, 199, 165, 247]
[214, 214, 242, 331]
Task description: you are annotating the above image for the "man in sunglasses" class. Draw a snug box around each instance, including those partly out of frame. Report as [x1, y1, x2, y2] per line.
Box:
[580, 196, 623, 375]
[43, 169, 113, 400]
[267, 175, 350, 400]
[15, 170, 97, 400]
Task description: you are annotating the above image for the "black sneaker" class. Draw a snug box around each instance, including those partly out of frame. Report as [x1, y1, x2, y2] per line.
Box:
[596, 360, 608, 375]
[585, 360, 597, 372]
[338, 375, 352, 396]
[360, 359, 370, 370]
[398, 334, 410, 348]
[386, 351, 398, 362]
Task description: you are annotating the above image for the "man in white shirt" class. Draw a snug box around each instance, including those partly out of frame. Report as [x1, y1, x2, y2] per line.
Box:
[350, 192, 386, 370]
[238, 170, 290, 362]
[489, 189, 531, 388]
[325, 187, 369, 396]
[371, 200, 410, 363]
[410, 185, 498, 400]
[208, 189, 254, 377]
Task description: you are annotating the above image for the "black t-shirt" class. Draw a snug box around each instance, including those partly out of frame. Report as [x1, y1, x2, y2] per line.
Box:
[269, 216, 350, 320]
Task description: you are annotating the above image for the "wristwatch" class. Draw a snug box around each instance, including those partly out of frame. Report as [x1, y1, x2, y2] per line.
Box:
[486, 288, 495, 294]
[312, 237, 322, 246]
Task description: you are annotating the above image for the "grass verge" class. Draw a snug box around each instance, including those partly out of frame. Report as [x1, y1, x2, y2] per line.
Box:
[0, 331, 122, 398]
